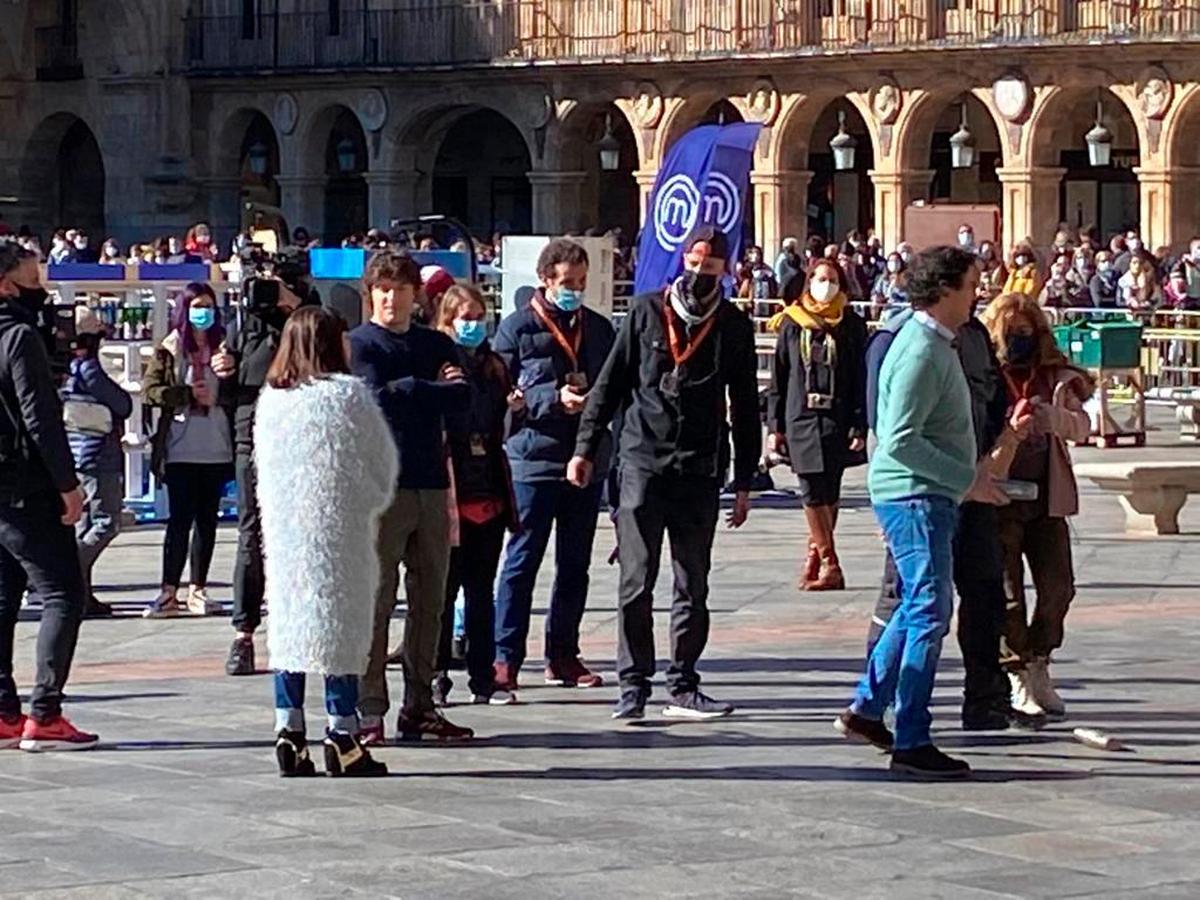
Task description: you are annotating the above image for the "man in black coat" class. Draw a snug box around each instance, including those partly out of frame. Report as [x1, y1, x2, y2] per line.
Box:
[216, 274, 307, 675]
[569, 226, 760, 721]
[0, 244, 97, 750]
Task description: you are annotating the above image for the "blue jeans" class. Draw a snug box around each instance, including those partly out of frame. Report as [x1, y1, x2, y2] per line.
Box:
[274, 671, 359, 734]
[852, 496, 958, 751]
[494, 479, 603, 668]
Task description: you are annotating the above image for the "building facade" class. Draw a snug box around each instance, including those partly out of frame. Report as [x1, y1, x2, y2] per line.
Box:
[3, 0, 1200, 256]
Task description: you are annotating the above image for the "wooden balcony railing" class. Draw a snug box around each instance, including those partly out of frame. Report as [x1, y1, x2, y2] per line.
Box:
[183, 0, 1200, 73]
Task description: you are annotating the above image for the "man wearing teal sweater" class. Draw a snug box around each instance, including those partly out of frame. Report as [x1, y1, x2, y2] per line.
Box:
[837, 246, 1006, 779]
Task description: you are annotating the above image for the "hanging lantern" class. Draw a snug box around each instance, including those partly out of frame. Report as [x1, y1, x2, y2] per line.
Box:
[830, 110, 857, 172]
[1085, 101, 1112, 168]
[949, 104, 976, 170]
[597, 114, 621, 172]
[336, 137, 358, 173]
[246, 140, 269, 177]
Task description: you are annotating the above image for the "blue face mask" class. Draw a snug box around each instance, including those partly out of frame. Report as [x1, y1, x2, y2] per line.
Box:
[552, 288, 584, 312]
[189, 307, 215, 331]
[453, 318, 487, 349]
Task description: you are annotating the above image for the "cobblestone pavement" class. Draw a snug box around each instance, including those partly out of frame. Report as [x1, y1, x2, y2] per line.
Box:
[3, 414, 1199, 898]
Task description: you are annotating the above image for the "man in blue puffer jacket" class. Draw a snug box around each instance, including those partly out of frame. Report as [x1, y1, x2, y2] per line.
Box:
[61, 310, 132, 617]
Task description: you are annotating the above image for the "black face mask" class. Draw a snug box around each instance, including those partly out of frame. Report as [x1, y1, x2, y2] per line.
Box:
[1006, 333, 1037, 366]
[15, 286, 48, 318]
[682, 270, 719, 307]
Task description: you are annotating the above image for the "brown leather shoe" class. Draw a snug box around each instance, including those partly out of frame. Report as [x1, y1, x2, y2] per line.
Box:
[493, 661, 519, 693]
[545, 657, 604, 688]
[806, 505, 845, 591]
[799, 543, 821, 590]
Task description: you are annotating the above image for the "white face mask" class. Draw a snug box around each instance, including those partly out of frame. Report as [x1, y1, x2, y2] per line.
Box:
[809, 279, 837, 303]
[1098, 261, 1113, 273]
[1128, 239, 1143, 252]
[958, 232, 973, 246]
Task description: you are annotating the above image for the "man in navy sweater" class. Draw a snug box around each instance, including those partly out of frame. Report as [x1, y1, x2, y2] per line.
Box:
[491, 239, 615, 694]
[351, 250, 473, 744]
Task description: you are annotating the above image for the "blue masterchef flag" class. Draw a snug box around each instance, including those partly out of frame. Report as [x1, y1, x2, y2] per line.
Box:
[634, 121, 762, 295]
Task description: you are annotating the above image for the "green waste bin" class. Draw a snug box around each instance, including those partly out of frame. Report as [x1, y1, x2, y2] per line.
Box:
[1052, 324, 1074, 357]
[1070, 320, 1143, 368]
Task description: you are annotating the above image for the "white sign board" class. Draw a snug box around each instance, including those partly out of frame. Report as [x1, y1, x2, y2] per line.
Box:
[500, 236, 615, 320]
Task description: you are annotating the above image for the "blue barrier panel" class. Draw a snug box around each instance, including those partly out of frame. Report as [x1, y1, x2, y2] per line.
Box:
[137, 263, 212, 282]
[310, 248, 367, 279]
[47, 263, 127, 281]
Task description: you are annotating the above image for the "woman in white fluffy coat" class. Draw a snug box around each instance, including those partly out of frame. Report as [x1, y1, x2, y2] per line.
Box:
[253, 306, 396, 777]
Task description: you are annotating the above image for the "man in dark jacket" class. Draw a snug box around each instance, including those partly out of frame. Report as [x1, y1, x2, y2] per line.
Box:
[62, 308, 132, 618]
[492, 239, 615, 693]
[864, 305, 1031, 730]
[216, 275, 303, 675]
[0, 244, 96, 750]
[569, 226, 760, 721]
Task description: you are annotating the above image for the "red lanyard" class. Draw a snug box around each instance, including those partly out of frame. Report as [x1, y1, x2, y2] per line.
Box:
[530, 296, 582, 371]
[1003, 369, 1034, 402]
[662, 299, 716, 368]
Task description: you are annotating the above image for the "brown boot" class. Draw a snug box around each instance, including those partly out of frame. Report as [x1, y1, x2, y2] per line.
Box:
[808, 506, 846, 592]
[799, 507, 822, 590]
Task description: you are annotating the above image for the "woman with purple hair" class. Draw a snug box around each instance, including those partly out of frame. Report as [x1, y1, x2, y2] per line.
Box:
[142, 283, 234, 618]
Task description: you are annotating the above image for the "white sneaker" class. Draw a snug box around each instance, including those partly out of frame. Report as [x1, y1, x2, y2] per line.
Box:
[142, 591, 182, 619]
[471, 690, 518, 706]
[1008, 669, 1047, 718]
[1028, 657, 1067, 720]
[186, 586, 222, 616]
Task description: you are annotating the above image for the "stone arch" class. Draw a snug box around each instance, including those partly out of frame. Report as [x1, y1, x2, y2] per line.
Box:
[550, 101, 640, 238]
[386, 102, 535, 238]
[1025, 85, 1143, 237]
[898, 89, 1005, 208]
[768, 90, 881, 172]
[1161, 83, 1200, 249]
[655, 90, 748, 163]
[296, 103, 370, 180]
[210, 104, 279, 179]
[19, 112, 107, 240]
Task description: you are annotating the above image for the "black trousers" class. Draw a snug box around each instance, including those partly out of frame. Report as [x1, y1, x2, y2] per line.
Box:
[437, 514, 506, 696]
[232, 452, 264, 634]
[0, 491, 86, 720]
[615, 468, 719, 696]
[162, 463, 228, 589]
[867, 501, 1008, 712]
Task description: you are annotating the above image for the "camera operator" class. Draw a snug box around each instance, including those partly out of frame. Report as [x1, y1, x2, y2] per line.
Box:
[0, 243, 97, 750]
[219, 250, 314, 676]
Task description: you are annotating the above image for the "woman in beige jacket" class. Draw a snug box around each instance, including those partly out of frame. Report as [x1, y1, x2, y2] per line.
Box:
[984, 293, 1093, 723]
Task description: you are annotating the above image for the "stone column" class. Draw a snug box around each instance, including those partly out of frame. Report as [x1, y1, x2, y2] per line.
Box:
[751, 169, 813, 257]
[365, 170, 421, 231]
[275, 175, 326, 236]
[1134, 165, 1200, 253]
[994, 166, 1065, 251]
[199, 176, 243, 249]
[868, 168, 934, 250]
[634, 168, 659, 226]
[527, 170, 588, 234]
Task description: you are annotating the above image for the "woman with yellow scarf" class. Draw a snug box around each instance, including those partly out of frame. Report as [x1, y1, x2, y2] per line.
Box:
[767, 261, 868, 591]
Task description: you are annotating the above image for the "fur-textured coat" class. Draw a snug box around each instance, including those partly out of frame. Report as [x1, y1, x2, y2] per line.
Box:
[255, 374, 398, 675]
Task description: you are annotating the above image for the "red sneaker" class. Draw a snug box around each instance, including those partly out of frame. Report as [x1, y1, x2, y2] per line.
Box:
[0, 714, 27, 750]
[20, 715, 99, 752]
[545, 657, 604, 688]
[493, 661, 520, 693]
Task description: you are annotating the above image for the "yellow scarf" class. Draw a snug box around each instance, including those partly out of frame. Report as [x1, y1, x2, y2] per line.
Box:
[768, 292, 847, 333]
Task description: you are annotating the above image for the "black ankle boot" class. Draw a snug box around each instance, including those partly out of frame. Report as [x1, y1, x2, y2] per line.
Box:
[275, 729, 317, 778]
[324, 730, 388, 778]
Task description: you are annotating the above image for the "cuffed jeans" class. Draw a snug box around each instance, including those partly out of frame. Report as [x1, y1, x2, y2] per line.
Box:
[867, 501, 1009, 712]
[76, 471, 123, 600]
[359, 489, 450, 720]
[274, 671, 358, 734]
[615, 469, 719, 696]
[853, 496, 958, 751]
[494, 479, 602, 669]
[0, 491, 86, 721]
[232, 453, 265, 634]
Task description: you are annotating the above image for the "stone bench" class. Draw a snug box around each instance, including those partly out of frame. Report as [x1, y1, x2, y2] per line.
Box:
[1075, 462, 1200, 535]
